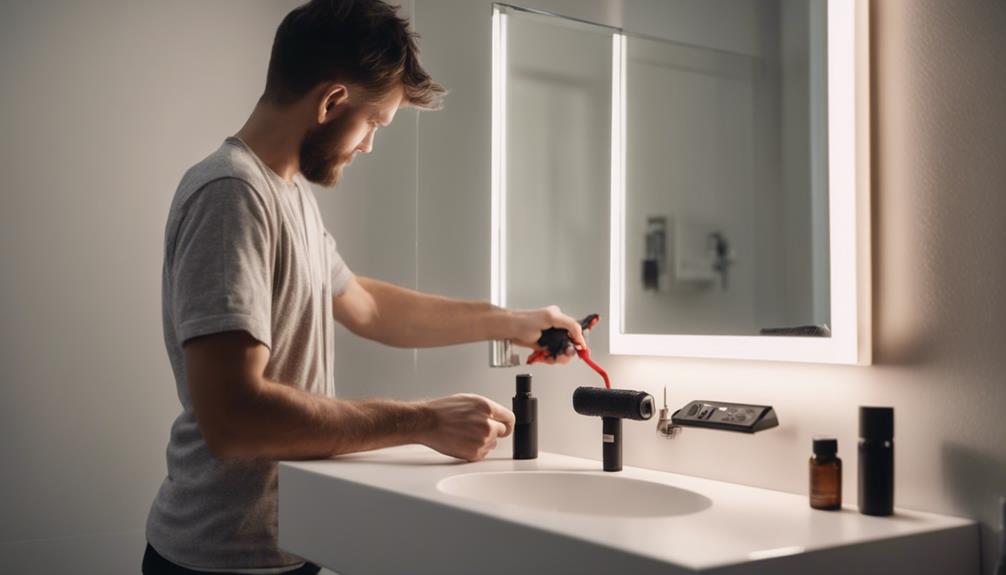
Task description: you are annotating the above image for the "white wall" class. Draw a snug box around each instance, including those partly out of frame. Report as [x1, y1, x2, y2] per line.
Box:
[0, 1, 303, 572]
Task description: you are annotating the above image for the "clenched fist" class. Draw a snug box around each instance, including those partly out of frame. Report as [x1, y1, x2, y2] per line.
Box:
[418, 394, 515, 462]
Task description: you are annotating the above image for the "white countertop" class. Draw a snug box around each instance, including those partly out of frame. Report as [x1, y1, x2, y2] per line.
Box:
[278, 445, 977, 574]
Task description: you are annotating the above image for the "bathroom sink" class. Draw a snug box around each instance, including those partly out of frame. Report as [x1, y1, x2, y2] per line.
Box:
[436, 471, 711, 517]
[278, 446, 977, 575]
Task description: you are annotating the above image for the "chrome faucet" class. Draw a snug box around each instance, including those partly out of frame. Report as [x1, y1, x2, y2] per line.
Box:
[656, 386, 683, 438]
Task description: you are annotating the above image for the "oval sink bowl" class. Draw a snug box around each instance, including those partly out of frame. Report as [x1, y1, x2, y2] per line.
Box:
[437, 471, 712, 517]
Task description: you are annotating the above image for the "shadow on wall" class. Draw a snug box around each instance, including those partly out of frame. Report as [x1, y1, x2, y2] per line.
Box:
[869, 0, 1006, 372]
[867, 0, 935, 370]
[941, 442, 1006, 573]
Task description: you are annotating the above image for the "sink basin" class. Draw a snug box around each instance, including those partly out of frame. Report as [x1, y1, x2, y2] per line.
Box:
[279, 447, 979, 575]
[436, 470, 712, 517]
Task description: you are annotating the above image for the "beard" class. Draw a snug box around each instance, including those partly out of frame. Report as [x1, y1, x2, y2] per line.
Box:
[299, 116, 353, 187]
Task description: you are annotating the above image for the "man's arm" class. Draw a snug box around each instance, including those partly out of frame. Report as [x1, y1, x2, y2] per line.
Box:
[332, 276, 586, 355]
[185, 330, 513, 461]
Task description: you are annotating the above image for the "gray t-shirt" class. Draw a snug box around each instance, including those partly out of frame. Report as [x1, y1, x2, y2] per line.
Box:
[146, 137, 352, 571]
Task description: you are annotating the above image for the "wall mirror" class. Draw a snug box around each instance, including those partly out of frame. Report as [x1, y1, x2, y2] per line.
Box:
[491, 1, 870, 364]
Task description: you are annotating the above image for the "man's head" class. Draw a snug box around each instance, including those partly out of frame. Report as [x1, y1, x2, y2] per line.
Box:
[262, 0, 445, 186]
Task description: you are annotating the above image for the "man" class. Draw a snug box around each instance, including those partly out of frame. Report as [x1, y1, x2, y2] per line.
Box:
[143, 1, 586, 574]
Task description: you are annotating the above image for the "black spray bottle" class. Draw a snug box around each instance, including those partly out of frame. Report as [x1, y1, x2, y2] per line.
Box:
[513, 374, 537, 459]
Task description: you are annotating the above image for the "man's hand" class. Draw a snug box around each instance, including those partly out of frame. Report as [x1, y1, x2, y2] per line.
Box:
[418, 394, 515, 462]
[510, 305, 587, 365]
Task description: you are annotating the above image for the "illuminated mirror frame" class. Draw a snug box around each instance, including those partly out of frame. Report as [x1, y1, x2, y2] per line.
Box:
[491, 1, 871, 365]
[490, 4, 507, 311]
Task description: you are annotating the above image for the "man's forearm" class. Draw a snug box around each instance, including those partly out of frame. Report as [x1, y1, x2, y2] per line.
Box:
[214, 378, 434, 460]
[356, 277, 513, 348]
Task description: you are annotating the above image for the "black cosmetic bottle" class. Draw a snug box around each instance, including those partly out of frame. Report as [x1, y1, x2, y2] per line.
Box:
[513, 374, 537, 459]
[858, 406, 894, 516]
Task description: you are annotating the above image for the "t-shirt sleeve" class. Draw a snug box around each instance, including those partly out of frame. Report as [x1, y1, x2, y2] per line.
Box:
[170, 178, 274, 348]
[324, 229, 353, 297]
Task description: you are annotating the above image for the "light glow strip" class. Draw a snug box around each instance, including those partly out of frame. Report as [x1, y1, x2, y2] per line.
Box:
[610, 32, 627, 334]
[490, 6, 508, 307]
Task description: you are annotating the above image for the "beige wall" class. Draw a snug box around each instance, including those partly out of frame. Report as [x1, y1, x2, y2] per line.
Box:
[0, 1, 303, 572]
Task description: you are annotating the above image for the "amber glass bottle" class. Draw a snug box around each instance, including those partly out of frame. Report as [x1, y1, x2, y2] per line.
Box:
[810, 437, 842, 510]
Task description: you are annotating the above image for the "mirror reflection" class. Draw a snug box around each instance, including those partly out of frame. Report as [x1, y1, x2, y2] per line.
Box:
[502, 2, 832, 339]
[503, 7, 612, 320]
[623, 2, 830, 337]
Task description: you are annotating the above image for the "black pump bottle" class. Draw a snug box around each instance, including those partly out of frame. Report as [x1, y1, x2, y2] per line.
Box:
[513, 374, 538, 459]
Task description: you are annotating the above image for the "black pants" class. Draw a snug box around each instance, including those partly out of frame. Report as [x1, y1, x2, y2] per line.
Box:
[142, 543, 321, 575]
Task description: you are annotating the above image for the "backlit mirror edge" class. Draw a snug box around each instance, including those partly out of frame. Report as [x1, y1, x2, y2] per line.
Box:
[607, 0, 871, 365]
[490, 5, 507, 309]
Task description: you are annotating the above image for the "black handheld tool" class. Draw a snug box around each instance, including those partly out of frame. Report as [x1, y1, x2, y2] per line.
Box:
[573, 386, 654, 472]
[529, 313, 599, 362]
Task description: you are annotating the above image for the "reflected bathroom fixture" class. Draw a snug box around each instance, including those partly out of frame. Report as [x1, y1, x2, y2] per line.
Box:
[489, 339, 520, 368]
[707, 232, 734, 291]
[642, 217, 666, 291]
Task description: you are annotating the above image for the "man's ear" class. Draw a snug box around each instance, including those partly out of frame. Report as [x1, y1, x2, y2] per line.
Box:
[317, 83, 350, 124]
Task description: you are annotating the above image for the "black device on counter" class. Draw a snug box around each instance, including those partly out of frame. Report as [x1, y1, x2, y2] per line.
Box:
[573, 386, 654, 472]
[512, 374, 537, 460]
[858, 406, 894, 516]
[671, 400, 778, 433]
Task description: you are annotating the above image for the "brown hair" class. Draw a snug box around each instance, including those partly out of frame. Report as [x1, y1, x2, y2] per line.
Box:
[262, 0, 446, 110]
